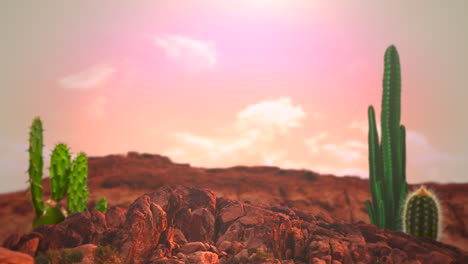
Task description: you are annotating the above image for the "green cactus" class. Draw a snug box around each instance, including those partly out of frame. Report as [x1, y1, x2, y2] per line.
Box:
[28, 117, 44, 218]
[27, 117, 107, 228]
[50, 143, 71, 202]
[365, 45, 408, 231]
[33, 200, 66, 228]
[402, 186, 441, 240]
[95, 197, 108, 213]
[67, 152, 89, 214]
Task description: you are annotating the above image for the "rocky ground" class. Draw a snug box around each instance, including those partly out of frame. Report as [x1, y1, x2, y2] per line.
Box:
[0, 152, 467, 263]
[3, 185, 468, 264]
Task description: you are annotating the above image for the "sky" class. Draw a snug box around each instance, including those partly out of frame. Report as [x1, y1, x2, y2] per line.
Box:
[1, 0, 468, 193]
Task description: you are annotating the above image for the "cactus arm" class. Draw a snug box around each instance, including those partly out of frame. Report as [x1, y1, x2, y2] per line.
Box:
[28, 117, 44, 218]
[50, 143, 71, 202]
[365, 200, 375, 225]
[95, 197, 108, 213]
[367, 105, 385, 227]
[67, 153, 89, 213]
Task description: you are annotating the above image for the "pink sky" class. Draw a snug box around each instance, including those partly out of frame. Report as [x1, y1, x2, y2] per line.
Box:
[1, 0, 468, 193]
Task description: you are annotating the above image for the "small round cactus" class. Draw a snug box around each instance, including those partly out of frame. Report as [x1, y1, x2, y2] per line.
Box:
[402, 186, 442, 240]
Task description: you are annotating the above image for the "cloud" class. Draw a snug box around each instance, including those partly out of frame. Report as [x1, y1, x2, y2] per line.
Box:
[165, 97, 307, 165]
[322, 143, 364, 163]
[304, 132, 328, 154]
[236, 97, 307, 135]
[154, 33, 217, 72]
[58, 64, 116, 90]
[406, 131, 463, 165]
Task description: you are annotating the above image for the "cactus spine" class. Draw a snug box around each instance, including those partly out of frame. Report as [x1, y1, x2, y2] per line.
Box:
[28, 117, 44, 218]
[402, 186, 441, 240]
[67, 153, 89, 214]
[50, 143, 71, 202]
[95, 197, 108, 213]
[365, 45, 408, 231]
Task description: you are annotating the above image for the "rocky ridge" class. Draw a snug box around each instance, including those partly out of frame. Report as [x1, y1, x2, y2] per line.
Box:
[3, 185, 468, 264]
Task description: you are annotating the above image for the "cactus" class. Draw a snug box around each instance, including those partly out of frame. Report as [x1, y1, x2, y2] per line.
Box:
[365, 45, 408, 231]
[33, 200, 66, 228]
[28, 117, 45, 218]
[402, 186, 441, 240]
[95, 197, 108, 213]
[27, 117, 107, 228]
[67, 152, 89, 214]
[50, 143, 71, 202]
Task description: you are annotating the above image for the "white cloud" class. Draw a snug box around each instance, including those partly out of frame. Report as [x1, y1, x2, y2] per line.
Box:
[154, 33, 217, 72]
[59, 64, 116, 90]
[166, 97, 307, 165]
[236, 97, 307, 135]
[406, 131, 462, 165]
[304, 132, 328, 154]
[344, 140, 367, 150]
[322, 143, 364, 163]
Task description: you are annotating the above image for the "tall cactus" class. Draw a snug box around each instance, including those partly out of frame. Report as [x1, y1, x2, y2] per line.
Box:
[28, 117, 44, 218]
[365, 45, 408, 231]
[50, 143, 71, 202]
[67, 153, 89, 214]
[402, 186, 441, 240]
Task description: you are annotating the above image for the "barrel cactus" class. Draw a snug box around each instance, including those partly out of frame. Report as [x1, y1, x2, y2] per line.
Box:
[402, 186, 442, 240]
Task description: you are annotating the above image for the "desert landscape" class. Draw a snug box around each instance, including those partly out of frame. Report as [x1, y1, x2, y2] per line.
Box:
[1, 151, 467, 263]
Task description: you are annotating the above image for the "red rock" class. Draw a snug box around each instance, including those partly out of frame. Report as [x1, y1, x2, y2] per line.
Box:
[0, 247, 33, 264]
[105, 206, 127, 228]
[187, 251, 218, 264]
[4, 185, 468, 264]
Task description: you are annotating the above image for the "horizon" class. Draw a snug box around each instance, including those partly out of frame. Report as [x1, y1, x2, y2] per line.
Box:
[2, 0, 468, 193]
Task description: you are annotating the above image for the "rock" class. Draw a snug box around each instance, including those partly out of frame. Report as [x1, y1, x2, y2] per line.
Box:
[217, 240, 231, 253]
[2, 232, 23, 250]
[15, 232, 41, 256]
[179, 241, 209, 254]
[234, 248, 248, 259]
[33, 209, 107, 253]
[0, 247, 34, 264]
[187, 251, 218, 264]
[105, 206, 127, 228]
[118, 194, 168, 264]
[71, 244, 98, 264]
[4, 185, 468, 264]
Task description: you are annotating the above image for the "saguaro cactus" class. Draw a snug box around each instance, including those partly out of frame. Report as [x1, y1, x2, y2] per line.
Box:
[67, 152, 89, 214]
[28, 117, 44, 218]
[402, 186, 441, 240]
[365, 45, 408, 231]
